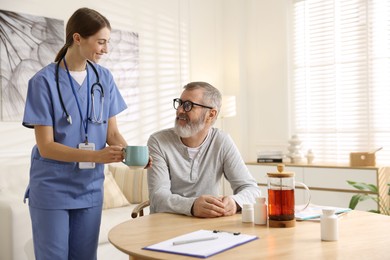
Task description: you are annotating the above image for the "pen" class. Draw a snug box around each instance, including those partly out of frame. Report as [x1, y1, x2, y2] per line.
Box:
[213, 230, 241, 235]
[172, 236, 218, 246]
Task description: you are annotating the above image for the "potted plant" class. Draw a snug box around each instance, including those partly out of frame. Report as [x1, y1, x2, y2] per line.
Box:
[347, 180, 390, 215]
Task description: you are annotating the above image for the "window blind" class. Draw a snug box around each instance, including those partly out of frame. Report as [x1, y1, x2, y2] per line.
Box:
[291, 0, 390, 164]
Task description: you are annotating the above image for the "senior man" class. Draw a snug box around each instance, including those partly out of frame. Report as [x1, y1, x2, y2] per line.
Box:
[147, 81, 261, 218]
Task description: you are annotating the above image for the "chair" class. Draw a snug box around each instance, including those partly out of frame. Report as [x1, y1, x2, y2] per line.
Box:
[131, 200, 150, 218]
[106, 164, 149, 219]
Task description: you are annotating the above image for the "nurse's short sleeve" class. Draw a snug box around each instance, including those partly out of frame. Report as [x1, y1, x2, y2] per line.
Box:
[107, 71, 127, 118]
[22, 72, 54, 128]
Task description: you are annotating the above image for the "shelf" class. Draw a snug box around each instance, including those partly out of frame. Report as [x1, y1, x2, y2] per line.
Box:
[246, 161, 384, 170]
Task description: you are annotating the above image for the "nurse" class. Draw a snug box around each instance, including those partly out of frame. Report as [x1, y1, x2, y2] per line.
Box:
[22, 8, 134, 260]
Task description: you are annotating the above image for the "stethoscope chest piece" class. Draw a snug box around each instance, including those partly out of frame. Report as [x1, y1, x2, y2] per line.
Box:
[67, 115, 72, 125]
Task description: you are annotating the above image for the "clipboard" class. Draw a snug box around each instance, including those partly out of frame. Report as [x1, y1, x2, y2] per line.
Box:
[143, 229, 258, 258]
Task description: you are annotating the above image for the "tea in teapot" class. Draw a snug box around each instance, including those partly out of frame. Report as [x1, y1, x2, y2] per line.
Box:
[267, 164, 311, 228]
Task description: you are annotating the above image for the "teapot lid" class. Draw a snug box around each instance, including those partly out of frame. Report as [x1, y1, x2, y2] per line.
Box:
[267, 164, 295, 178]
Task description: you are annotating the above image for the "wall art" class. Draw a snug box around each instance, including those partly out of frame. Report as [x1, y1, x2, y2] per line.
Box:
[0, 10, 64, 121]
[100, 29, 139, 121]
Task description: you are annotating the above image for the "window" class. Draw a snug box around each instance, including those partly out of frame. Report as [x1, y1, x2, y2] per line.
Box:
[291, 0, 390, 164]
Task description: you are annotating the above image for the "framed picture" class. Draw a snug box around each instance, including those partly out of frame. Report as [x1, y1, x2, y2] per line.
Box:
[100, 29, 139, 121]
[0, 10, 64, 121]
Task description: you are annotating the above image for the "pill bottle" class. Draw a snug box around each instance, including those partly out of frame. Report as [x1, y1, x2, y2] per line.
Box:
[242, 204, 254, 223]
[254, 197, 267, 225]
[321, 208, 338, 241]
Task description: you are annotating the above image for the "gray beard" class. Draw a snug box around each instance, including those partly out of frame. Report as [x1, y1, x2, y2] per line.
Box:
[174, 115, 206, 138]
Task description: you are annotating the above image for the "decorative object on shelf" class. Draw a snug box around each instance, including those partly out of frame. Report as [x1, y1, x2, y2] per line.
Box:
[349, 147, 382, 167]
[219, 95, 236, 131]
[306, 149, 315, 164]
[257, 150, 283, 163]
[287, 135, 303, 163]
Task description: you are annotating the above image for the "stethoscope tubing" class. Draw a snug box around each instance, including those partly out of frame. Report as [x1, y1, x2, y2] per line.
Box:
[90, 82, 105, 124]
[55, 58, 105, 125]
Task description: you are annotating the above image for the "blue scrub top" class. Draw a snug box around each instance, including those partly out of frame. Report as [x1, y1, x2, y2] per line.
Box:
[22, 62, 127, 209]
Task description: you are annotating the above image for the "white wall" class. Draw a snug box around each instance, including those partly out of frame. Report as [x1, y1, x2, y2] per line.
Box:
[244, 0, 289, 159]
[0, 0, 290, 162]
[188, 0, 289, 160]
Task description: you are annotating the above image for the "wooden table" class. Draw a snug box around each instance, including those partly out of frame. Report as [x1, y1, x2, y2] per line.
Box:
[108, 211, 390, 260]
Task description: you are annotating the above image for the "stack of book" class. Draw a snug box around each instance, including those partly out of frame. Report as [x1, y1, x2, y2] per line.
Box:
[257, 151, 283, 163]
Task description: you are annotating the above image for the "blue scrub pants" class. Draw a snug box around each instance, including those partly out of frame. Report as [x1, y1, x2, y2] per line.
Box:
[29, 205, 102, 260]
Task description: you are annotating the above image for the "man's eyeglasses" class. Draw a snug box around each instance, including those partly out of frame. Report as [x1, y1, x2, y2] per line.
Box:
[173, 98, 213, 112]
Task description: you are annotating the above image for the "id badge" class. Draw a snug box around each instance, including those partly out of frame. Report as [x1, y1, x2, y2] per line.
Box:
[78, 142, 95, 169]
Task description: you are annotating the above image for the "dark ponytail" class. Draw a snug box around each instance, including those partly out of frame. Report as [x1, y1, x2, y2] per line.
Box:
[54, 45, 68, 62]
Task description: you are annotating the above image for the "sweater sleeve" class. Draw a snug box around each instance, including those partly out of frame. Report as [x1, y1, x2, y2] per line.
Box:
[147, 133, 196, 216]
[221, 134, 262, 208]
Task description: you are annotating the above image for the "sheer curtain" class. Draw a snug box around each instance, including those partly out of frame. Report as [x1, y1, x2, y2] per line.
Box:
[291, 0, 390, 164]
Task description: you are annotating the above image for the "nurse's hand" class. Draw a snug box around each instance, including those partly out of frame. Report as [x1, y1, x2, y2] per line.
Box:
[96, 145, 124, 163]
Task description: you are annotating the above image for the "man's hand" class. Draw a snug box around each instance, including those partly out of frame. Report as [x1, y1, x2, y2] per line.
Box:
[144, 156, 153, 169]
[221, 196, 238, 216]
[192, 195, 225, 218]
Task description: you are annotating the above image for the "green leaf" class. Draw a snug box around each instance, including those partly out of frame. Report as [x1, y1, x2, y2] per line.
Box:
[349, 194, 367, 209]
[346, 181, 378, 192]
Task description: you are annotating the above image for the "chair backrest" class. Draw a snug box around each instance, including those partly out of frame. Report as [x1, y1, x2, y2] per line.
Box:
[108, 163, 148, 204]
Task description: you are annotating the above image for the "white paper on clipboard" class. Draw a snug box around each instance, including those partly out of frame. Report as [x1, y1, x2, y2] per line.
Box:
[143, 229, 258, 258]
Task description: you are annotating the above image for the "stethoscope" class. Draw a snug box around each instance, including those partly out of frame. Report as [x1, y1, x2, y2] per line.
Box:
[55, 58, 105, 126]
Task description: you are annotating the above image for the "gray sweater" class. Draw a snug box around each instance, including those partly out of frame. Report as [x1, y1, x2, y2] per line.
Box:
[147, 127, 261, 216]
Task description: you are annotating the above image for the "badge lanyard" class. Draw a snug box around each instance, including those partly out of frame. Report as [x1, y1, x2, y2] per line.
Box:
[63, 57, 90, 144]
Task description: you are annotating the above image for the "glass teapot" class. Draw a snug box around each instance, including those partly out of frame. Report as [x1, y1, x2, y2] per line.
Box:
[267, 164, 311, 228]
